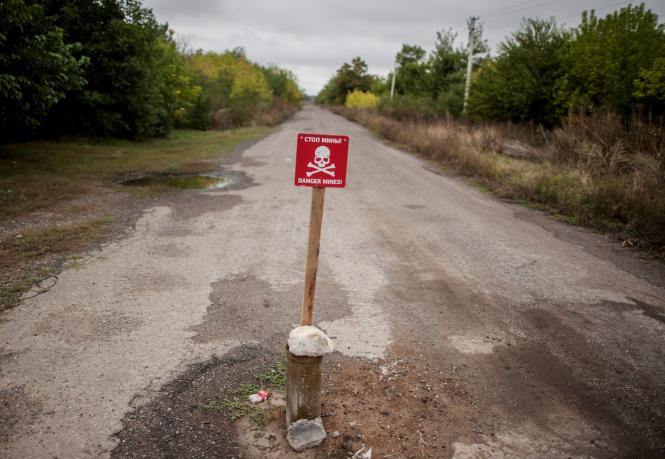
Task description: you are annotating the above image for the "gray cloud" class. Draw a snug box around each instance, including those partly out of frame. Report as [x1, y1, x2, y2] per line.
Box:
[144, 0, 665, 95]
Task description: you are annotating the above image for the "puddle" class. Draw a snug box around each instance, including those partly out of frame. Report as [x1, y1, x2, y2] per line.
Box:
[121, 174, 226, 190]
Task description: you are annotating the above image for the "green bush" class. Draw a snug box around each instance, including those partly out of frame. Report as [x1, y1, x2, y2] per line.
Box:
[377, 94, 437, 122]
[434, 81, 465, 116]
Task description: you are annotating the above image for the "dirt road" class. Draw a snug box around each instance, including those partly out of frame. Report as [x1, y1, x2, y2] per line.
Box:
[2, 105, 665, 458]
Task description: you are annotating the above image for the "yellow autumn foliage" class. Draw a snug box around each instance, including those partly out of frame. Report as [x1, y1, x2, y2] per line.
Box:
[182, 50, 302, 128]
[345, 90, 379, 109]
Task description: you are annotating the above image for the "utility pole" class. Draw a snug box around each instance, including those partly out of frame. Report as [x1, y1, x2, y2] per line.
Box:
[390, 61, 397, 99]
[463, 16, 477, 114]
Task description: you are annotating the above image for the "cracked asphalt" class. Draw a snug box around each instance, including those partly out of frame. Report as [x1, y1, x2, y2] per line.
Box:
[1, 105, 664, 458]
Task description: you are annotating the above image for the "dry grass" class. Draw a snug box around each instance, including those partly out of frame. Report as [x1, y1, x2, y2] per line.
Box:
[1, 218, 111, 262]
[0, 128, 269, 221]
[0, 219, 111, 310]
[334, 107, 665, 253]
[341, 109, 501, 179]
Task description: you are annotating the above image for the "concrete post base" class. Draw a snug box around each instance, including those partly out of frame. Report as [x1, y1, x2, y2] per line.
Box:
[285, 325, 334, 450]
[286, 349, 323, 424]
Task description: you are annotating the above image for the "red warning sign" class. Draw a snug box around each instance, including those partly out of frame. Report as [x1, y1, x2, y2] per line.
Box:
[294, 133, 349, 188]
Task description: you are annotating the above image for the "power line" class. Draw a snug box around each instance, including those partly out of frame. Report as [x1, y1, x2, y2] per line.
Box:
[556, 0, 632, 21]
[481, 0, 634, 28]
[479, 0, 555, 17]
[482, 0, 564, 19]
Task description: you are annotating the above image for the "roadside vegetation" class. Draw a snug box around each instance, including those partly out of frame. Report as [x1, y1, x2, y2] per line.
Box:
[0, 128, 268, 311]
[1, 0, 303, 142]
[0, 128, 267, 219]
[319, 4, 665, 254]
[201, 356, 286, 429]
[0, 0, 304, 310]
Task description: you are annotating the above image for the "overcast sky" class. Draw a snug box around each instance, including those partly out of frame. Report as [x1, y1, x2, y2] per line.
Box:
[143, 0, 665, 95]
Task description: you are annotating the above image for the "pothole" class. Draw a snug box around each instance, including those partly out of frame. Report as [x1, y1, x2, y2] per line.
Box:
[121, 174, 227, 190]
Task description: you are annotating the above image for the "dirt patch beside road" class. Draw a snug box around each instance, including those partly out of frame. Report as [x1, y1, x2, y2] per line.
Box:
[111, 344, 480, 458]
[112, 344, 273, 459]
[319, 351, 479, 458]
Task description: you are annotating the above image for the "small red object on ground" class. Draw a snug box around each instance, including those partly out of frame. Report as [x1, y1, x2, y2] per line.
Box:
[248, 389, 271, 404]
[294, 133, 349, 188]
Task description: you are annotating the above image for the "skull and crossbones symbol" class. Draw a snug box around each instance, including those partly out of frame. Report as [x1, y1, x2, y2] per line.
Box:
[306, 145, 336, 177]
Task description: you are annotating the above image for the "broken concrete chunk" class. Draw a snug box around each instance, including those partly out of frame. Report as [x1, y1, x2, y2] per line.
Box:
[288, 326, 334, 357]
[287, 417, 326, 451]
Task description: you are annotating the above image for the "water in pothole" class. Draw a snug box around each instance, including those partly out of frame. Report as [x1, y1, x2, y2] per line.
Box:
[121, 174, 227, 190]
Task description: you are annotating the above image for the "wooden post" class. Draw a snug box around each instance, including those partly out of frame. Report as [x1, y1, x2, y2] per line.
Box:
[300, 187, 325, 326]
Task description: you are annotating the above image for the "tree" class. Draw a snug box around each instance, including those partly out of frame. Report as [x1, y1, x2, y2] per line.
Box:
[37, 0, 177, 138]
[261, 66, 303, 105]
[187, 50, 290, 127]
[428, 29, 467, 115]
[386, 30, 487, 116]
[468, 17, 570, 126]
[0, 0, 85, 141]
[560, 4, 665, 117]
[156, 36, 202, 129]
[393, 44, 429, 96]
[317, 57, 375, 105]
[634, 57, 665, 114]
